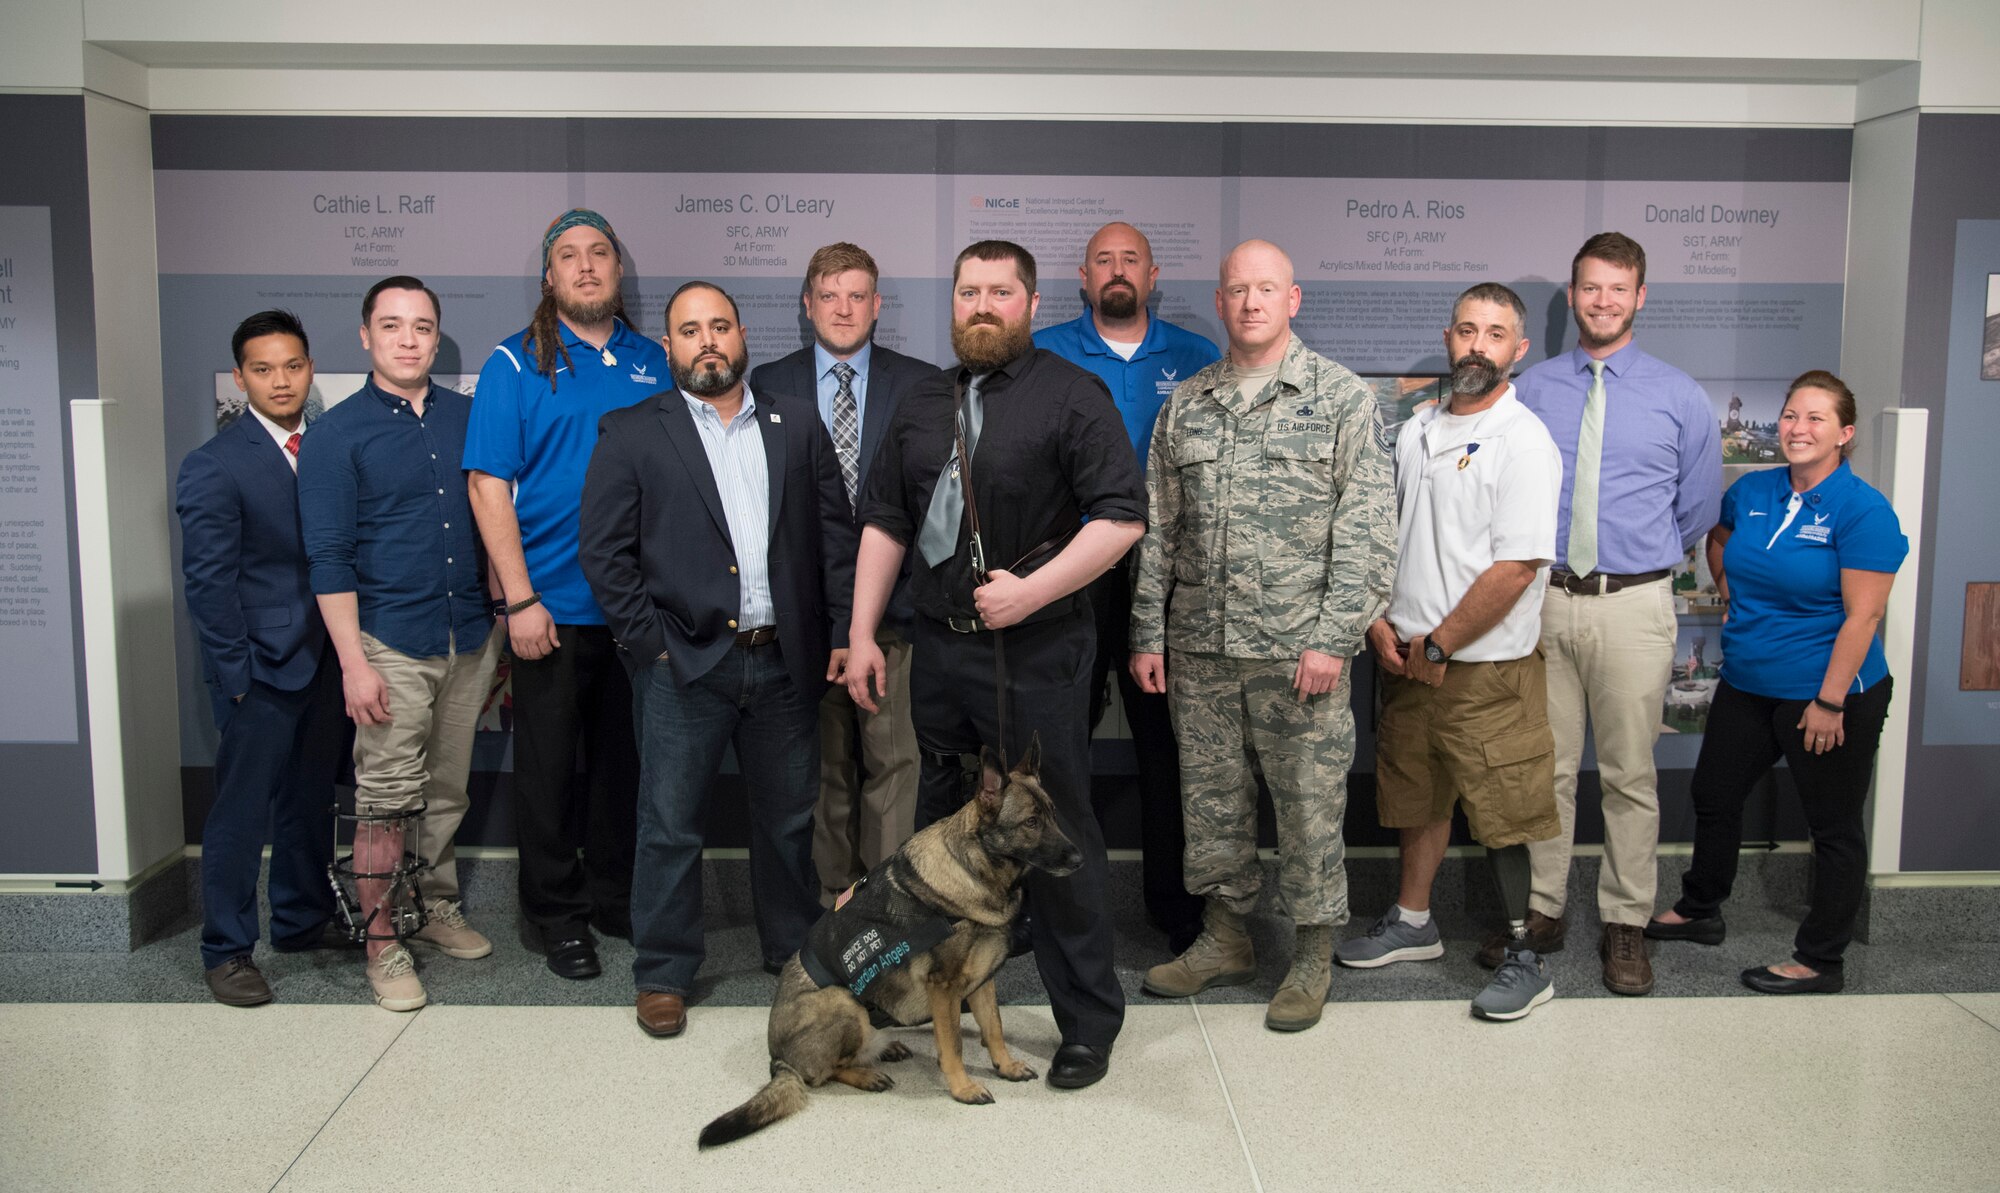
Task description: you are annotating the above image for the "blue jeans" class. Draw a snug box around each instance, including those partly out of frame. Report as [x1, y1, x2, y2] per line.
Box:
[630, 641, 821, 996]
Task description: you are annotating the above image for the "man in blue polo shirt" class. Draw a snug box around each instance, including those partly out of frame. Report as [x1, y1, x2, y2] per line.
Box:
[1034, 220, 1219, 953]
[466, 209, 667, 981]
[301, 276, 501, 1012]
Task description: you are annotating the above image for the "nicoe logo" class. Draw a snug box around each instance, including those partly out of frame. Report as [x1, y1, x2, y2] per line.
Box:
[967, 195, 1021, 209]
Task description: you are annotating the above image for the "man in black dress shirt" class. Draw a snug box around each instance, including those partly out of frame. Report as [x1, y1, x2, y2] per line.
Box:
[846, 240, 1145, 1090]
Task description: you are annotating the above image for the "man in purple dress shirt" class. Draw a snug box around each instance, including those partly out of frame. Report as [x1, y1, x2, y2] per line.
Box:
[1503, 233, 1721, 997]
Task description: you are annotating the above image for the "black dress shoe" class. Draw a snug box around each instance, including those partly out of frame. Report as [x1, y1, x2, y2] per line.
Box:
[1741, 965, 1844, 995]
[546, 937, 602, 980]
[1047, 1043, 1110, 1090]
[1644, 914, 1726, 945]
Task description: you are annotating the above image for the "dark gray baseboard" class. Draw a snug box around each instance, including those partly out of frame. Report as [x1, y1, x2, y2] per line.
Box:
[12, 846, 1979, 954]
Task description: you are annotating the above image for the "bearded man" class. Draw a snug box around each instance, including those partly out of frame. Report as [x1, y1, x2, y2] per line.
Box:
[466, 209, 666, 981]
[845, 240, 1146, 1091]
[579, 280, 856, 1038]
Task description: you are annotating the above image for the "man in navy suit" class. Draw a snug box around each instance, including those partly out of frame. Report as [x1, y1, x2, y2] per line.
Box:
[749, 242, 937, 906]
[177, 309, 342, 1006]
[580, 281, 857, 1038]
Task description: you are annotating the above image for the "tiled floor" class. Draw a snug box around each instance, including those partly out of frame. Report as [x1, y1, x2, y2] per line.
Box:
[4, 995, 1998, 1193]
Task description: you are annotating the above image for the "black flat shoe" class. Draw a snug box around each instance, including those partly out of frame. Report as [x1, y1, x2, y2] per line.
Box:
[1740, 965, 1844, 995]
[1047, 1043, 1111, 1090]
[1645, 915, 1726, 945]
[546, 937, 602, 980]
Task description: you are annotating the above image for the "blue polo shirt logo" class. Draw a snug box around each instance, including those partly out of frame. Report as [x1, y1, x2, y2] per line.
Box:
[1796, 513, 1831, 544]
[630, 363, 659, 385]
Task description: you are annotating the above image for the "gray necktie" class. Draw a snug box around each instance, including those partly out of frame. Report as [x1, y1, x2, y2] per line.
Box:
[1568, 359, 1607, 577]
[917, 373, 987, 568]
[830, 362, 860, 509]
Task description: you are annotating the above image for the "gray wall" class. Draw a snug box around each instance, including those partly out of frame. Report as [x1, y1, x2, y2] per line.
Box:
[0, 95, 99, 874]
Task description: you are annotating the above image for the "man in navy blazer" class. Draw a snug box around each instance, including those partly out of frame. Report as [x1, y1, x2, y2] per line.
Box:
[748, 242, 938, 906]
[580, 281, 857, 1038]
[177, 309, 343, 1006]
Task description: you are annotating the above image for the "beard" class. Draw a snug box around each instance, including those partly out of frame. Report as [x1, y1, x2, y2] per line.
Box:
[673, 348, 748, 396]
[951, 312, 1034, 373]
[554, 289, 621, 327]
[1574, 307, 1635, 351]
[1449, 352, 1504, 397]
[1095, 281, 1140, 320]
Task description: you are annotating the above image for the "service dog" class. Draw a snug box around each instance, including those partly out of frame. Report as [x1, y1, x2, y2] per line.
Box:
[698, 736, 1081, 1148]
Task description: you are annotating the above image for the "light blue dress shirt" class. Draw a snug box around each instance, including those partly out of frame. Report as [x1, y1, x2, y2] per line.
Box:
[682, 386, 775, 629]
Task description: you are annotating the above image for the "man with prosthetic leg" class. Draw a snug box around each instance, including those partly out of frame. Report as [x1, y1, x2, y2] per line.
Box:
[1338, 283, 1564, 1020]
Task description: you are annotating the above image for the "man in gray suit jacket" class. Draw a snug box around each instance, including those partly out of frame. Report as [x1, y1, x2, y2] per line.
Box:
[749, 242, 938, 905]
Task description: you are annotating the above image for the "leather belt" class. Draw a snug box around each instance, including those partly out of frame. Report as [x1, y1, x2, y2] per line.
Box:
[1548, 568, 1670, 596]
[733, 626, 778, 646]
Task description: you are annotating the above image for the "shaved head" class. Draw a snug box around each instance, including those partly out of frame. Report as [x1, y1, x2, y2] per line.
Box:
[1219, 239, 1294, 289]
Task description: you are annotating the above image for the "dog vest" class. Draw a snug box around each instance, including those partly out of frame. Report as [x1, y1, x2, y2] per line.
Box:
[798, 862, 957, 999]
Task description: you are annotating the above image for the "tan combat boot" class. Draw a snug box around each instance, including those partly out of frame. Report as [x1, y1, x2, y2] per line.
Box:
[1142, 903, 1256, 997]
[1265, 925, 1332, 1032]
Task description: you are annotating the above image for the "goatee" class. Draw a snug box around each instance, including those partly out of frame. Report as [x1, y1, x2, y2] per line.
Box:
[952, 314, 1033, 373]
[1450, 353, 1503, 397]
[1096, 284, 1139, 321]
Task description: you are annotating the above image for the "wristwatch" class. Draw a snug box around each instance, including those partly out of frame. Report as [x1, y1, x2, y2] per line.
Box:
[1423, 637, 1451, 665]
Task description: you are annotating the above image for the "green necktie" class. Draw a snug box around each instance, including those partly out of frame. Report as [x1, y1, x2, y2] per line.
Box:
[1568, 359, 1606, 578]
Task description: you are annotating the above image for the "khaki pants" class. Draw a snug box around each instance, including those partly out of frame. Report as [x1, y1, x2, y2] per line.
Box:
[353, 629, 502, 903]
[813, 628, 919, 900]
[1527, 578, 1677, 926]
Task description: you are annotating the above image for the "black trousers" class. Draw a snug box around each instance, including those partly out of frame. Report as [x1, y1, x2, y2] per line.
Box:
[1086, 563, 1203, 939]
[508, 624, 639, 943]
[911, 608, 1125, 1050]
[1676, 676, 1893, 971]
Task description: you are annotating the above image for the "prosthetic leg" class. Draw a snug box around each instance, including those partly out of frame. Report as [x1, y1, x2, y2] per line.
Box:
[1471, 843, 1554, 1021]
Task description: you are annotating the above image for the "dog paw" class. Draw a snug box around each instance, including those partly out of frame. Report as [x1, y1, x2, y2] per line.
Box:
[995, 1060, 1037, 1082]
[879, 1040, 913, 1063]
[856, 1070, 895, 1092]
[951, 1082, 995, 1106]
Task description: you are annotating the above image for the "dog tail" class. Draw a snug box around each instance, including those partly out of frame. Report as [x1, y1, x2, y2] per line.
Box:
[697, 1065, 810, 1149]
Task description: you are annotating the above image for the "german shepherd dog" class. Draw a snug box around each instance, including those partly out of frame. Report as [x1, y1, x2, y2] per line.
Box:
[698, 736, 1081, 1148]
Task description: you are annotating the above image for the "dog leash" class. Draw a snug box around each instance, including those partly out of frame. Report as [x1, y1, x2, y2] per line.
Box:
[950, 377, 1011, 767]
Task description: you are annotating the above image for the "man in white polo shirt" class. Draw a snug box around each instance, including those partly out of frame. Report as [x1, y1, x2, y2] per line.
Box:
[1337, 282, 1564, 1021]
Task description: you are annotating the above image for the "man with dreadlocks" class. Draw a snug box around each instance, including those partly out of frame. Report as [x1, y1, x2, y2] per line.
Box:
[466, 209, 667, 982]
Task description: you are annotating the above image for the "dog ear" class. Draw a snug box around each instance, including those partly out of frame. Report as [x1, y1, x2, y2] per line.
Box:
[1012, 732, 1042, 779]
[977, 747, 1005, 811]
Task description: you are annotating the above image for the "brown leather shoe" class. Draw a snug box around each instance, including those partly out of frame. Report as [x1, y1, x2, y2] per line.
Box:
[1599, 923, 1655, 995]
[1476, 910, 1567, 970]
[204, 955, 273, 1007]
[636, 991, 687, 1037]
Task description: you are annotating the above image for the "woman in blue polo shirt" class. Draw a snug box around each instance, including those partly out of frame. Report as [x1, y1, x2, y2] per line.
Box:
[1646, 370, 1907, 993]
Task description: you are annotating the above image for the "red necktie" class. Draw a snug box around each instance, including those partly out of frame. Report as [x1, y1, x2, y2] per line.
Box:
[284, 432, 301, 458]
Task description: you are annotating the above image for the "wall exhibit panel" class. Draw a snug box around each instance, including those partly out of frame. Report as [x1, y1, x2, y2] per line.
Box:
[153, 115, 1849, 847]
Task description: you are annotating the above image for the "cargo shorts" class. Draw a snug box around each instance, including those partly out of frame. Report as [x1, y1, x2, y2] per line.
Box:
[1375, 651, 1560, 849]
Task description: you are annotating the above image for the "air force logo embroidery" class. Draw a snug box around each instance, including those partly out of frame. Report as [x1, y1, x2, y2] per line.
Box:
[1296, 404, 1315, 417]
[1162, 368, 1179, 382]
[630, 363, 658, 385]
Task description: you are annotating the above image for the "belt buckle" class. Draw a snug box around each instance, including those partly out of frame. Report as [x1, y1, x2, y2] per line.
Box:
[945, 616, 983, 634]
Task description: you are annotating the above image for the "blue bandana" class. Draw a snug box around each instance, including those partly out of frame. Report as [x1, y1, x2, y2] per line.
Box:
[541, 208, 623, 272]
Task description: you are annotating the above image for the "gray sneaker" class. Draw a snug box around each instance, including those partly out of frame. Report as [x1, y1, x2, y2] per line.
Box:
[1471, 946, 1554, 1021]
[1335, 906, 1445, 969]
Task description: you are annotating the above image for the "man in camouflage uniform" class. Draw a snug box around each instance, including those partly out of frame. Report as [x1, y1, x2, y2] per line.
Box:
[1129, 239, 1396, 1032]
